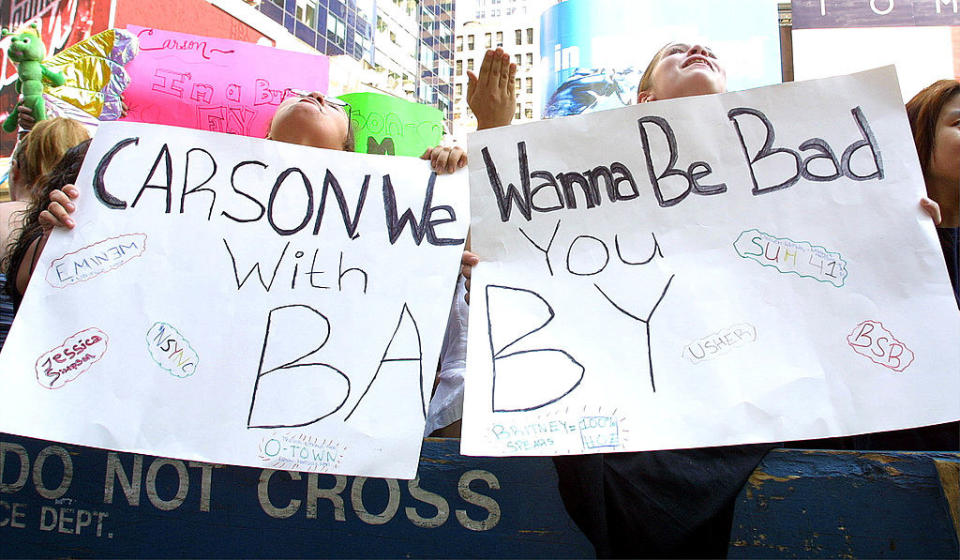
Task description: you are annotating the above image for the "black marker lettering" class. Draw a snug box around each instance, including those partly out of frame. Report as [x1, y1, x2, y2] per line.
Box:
[93, 137, 138, 209]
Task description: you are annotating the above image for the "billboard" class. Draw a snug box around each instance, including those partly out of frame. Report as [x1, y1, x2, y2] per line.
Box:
[791, 0, 960, 99]
[539, 0, 782, 118]
[792, 0, 960, 28]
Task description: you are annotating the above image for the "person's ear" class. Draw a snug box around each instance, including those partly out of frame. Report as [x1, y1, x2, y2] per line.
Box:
[637, 90, 656, 103]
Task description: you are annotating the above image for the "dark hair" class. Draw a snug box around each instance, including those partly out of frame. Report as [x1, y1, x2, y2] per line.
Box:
[905, 79, 960, 177]
[342, 117, 356, 152]
[3, 139, 91, 306]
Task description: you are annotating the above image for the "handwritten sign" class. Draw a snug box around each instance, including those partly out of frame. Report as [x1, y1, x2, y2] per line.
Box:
[0, 121, 468, 479]
[120, 26, 329, 138]
[339, 92, 444, 157]
[460, 66, 960, 457]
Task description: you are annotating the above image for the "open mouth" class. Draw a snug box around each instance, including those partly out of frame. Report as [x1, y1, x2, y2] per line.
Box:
[681, 56, 714, 71]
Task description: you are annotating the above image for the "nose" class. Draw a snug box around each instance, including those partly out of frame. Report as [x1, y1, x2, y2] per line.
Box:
[687, 44, 709, 56]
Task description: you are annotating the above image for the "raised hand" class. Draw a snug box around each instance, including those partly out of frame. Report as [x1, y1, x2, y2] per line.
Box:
[467, 48, 518, 131]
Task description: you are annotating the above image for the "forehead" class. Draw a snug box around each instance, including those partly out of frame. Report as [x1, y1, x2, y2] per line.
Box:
[939, 92, 960, 119]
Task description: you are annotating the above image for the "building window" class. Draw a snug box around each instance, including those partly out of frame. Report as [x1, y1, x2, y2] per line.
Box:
[467, 34, 475, 50]
[524, 102, 533, 119]
[296, 0, 317, 27]
[419, 83, 435, 102]
[456, 60, 463, 75]
[526, 27, 533, 44]
[456, 83, 463, 97]
[514, 53, 521, 66]
[515, 102, 521, 120]
[356, 31, 370, 55]
[377, 16, 387, 33]
[515, 78, 520, 91]
[327, 12, 346, 47]
[456, 36, 463, 51]
[467, 58, 474, 72]
[515, 29, 522, 45]
[484, 33, 492, 49]
[525, 76, 532, 93]
[270, 0, 283, 7]
[420, 47, 435, 68]
[526, 53, 533, 66]
[421, 8, 435, 32]
[496, 31, 503, 46]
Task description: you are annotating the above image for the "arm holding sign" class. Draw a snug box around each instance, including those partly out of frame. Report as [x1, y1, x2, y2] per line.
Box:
[5, 142, 88, 307]
[423, 53, 512, 436]
[457, 48, 519, 301]
[424, 51, 514, 436]
[906, 80, 960, 307]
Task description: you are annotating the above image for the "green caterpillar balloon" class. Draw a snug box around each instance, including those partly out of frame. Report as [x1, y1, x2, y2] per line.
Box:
[1, 23, 66, 133]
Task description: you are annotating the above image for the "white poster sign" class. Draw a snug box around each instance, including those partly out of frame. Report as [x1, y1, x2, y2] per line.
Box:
[461, 67, 960, 457]
[0, 122, 469, 479]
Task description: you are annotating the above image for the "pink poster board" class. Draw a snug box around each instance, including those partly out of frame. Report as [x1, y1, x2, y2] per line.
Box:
[121, 26, 329, 138]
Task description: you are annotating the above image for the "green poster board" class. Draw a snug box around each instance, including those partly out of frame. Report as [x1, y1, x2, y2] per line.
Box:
[339, 92, 444, 157]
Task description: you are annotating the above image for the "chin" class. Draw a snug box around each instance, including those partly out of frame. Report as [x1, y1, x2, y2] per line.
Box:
[675, 75, 726, 97]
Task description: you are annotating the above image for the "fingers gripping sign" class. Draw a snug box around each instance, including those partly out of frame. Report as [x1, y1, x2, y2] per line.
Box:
[467, 48, 518, 131]
[40, 184, 80, 231]
[920, 197, 942, 226]
[421, 146, 467, 175]
[461, 250, 479, 303]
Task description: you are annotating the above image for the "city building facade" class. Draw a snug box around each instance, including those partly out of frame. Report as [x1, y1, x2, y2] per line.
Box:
[469, 0, 556, 21]
[452, 14, 539, 139]
[255, 0, 455, 127]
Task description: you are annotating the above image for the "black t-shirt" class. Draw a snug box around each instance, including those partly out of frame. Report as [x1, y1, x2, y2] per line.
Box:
[938, 227, 959, 308]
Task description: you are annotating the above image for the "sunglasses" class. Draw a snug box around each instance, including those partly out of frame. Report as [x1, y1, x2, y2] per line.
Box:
[285, 88, 352, 117]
